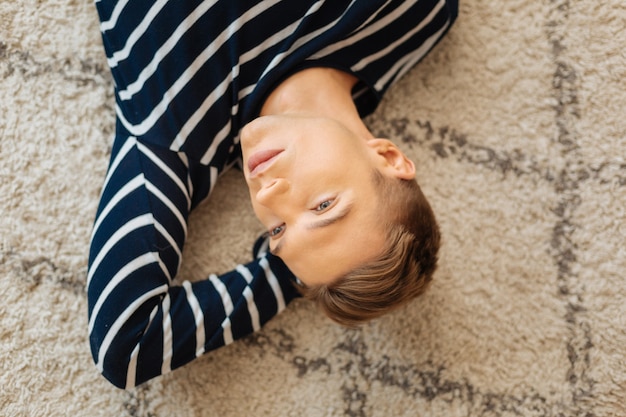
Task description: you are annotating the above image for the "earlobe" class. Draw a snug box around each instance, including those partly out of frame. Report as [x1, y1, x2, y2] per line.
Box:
[368, 139, 416, 180]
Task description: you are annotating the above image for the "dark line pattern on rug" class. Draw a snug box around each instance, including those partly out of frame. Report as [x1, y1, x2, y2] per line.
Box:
[122, 385, 153, 417]
[545, 1, 595, 416]
[0, 41, 111, 88]
[0, 42, 117, 143]
[366, 114, 626, 189]
[245, 328, 562, 417]
[334, 337, 555, 417]
[1, 244, 86, 294]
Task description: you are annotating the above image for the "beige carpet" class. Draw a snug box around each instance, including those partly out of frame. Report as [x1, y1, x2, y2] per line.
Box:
[2, 1, 625, 416]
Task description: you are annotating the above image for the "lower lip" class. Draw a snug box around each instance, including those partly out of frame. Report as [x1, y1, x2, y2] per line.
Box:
[247, 149, 283, 177]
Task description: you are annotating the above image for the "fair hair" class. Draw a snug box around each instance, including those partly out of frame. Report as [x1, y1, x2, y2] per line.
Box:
[299, 172, 441, 326]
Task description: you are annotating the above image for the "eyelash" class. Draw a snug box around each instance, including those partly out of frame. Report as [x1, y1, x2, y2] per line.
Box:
[269, 224, 285, 237]
[315, 199, 334, 212]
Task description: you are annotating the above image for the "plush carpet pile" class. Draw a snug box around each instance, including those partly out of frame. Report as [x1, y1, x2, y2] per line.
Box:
[1, 1, 625, 416]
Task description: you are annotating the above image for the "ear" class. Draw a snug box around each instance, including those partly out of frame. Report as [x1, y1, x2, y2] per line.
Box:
[367, 139, 416, 180]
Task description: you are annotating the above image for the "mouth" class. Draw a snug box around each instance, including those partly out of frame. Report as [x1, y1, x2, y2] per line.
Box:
[247, 149, 284, 177]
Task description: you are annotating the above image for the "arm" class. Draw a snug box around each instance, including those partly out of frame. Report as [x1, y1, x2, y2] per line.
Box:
[87, 137, 300, 389]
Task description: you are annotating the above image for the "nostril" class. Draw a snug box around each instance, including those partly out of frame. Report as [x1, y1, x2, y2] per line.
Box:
[256, 178, 289, 204]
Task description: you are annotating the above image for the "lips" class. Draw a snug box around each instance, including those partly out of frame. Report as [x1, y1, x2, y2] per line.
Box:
[247, 149, 283, 177]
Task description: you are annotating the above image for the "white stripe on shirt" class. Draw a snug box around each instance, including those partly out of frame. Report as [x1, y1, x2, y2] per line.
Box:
[208, 274, 235, 345]
[137, 142, 191, 209]
[153, 219, 183, 272]
[353, 0, 446, 73]
[88, 251, 159, 334]
[107, 0, 169, 68]
[161, 293, 173, 375]
[87, 213, 155, 287]
[125, 304, 160, 389]
[183, 280, 206, 357]
[117, 0, 220, 100]
[96, 284, 169, 372]
[100, 0, 129, 32]
[90, 174, 144, 242]
[145, 180, 188, 237]
[236, 264, 262, 331]
[101, 136, 137, 196]
[115, 0, 283, 137]
[259, 257, 286, 313]
[310, 0, 414, 61]
[243, 287, 261, 332]
[376, 15, 450, 90]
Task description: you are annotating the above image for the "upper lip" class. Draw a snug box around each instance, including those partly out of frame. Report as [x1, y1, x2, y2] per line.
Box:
[247, 149, 283, 177]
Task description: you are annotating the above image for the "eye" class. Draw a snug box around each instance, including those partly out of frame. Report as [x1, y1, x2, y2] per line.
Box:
[315, 199, 334, 212]
[269, 224, 285, 237]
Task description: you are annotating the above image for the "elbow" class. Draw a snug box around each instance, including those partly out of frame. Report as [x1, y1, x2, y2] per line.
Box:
[89, 333, 133, 390]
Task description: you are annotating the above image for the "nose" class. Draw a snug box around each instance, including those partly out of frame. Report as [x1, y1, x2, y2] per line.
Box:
[256, 178, 290, 207]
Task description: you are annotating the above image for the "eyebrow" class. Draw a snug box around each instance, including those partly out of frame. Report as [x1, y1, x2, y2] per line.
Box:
[271, 203, 353, 257]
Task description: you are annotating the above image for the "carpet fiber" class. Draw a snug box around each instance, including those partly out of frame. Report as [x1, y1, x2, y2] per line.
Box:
[1, 1, 625, 416]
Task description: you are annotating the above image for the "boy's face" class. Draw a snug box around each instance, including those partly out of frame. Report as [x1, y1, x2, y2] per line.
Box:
[241, 114, 397, 286]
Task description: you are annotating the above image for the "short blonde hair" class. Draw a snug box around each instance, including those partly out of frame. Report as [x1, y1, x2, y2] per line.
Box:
[299, 173, 440, 326]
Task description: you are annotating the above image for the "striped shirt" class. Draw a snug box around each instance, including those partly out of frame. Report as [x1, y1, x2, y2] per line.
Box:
[88, 0, 458, 389]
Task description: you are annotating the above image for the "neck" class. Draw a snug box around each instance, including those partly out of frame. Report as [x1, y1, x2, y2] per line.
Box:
[260, 67, 374, 141]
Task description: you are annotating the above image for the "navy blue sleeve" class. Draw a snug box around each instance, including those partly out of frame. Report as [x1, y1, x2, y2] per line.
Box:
[86, 137, 300, 389]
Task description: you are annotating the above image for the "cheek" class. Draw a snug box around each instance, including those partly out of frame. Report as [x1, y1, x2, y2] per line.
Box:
[250, 199, 284, 229]
[250, 200, 270, 224]
[291, 156, 350, 185]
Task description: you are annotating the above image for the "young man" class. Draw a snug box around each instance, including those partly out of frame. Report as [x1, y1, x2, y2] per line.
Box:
[241, 68, 441, 325]
[88, 0, 458, 389]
